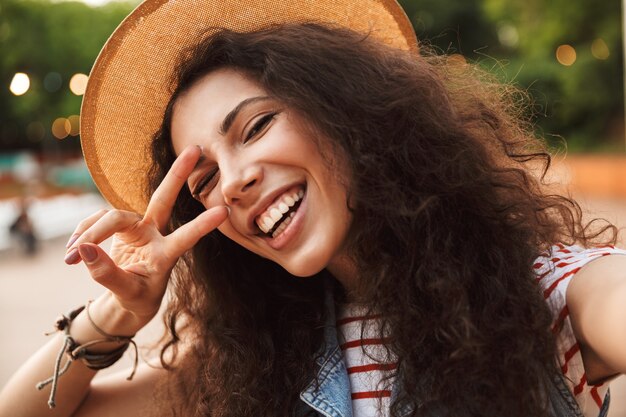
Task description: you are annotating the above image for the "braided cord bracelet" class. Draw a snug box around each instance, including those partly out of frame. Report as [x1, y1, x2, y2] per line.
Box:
[36, 301, 138, 409]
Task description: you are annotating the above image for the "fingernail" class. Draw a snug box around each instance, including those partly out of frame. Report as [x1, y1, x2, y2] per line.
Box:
[78, 244, 98, 263]
[64, 248, 80, 264]
[225, 206, 231, 215]
[66, 234, 79, 248]
[196, 144, 204, 152]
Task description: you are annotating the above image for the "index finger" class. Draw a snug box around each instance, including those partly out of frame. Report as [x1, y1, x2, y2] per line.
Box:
[144, 145, 201, 231]
[164, 205, 229, 260]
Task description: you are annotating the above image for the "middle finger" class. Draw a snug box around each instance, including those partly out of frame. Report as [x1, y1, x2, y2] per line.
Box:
[144, 145, 201, 232]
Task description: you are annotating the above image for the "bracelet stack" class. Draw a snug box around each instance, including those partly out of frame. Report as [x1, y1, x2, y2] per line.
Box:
[36, 301, 138, 409]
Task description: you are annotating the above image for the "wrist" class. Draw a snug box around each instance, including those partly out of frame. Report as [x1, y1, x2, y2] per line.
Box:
[37, 299, 140, 408]
[69, 295, 145, 352]
[90, 293, 150, 336]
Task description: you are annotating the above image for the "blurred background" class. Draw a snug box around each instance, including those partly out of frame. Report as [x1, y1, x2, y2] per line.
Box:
[1, 0, 626, 413]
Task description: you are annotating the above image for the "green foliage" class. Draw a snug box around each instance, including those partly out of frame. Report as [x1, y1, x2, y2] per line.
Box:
[399, 0, 500, 58]
[482, 0, 624, 152]
[400, 0, 624, 153]
[0, 0, 136, 151]
[1, 0, 624, 153]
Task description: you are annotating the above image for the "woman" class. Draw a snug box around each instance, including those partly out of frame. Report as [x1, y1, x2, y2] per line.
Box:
[1, 1, 626, 417]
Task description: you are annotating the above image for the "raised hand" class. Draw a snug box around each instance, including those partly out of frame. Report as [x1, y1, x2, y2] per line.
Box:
[63, 145, 227, 331]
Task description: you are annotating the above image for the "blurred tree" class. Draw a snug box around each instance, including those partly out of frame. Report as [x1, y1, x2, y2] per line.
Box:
[1, 0, 623, 153]
[482, 0, 624, 151]
[399, 0, 499, 58]
[0, 0, 135, 152]
[400, 0, 624, 152]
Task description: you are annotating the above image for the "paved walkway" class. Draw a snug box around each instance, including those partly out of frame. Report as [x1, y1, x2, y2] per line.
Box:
[0, 237, 165, 385]
[1, 198, 626, 415]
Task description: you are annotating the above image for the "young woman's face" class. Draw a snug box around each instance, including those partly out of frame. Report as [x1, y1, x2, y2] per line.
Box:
[171, 68, 352, 277]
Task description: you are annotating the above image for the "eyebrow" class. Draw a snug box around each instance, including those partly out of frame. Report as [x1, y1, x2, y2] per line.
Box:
[219, 95, 272, 136]
[189, 96, 272, 180]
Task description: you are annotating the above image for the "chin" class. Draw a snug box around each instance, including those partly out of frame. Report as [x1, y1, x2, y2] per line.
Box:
[279, 257, 328, 278]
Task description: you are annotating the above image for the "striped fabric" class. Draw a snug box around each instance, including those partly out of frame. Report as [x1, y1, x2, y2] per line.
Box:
[337, 307, 397, 417]
[338, 243, 626, 417]
[535, 243, 626, 417]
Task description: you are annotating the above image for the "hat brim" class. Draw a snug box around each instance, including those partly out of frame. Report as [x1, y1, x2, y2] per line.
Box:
[80, 0, 418, 214]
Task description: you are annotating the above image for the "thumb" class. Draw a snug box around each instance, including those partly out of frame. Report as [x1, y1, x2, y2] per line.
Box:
[77, 243, 138, 296]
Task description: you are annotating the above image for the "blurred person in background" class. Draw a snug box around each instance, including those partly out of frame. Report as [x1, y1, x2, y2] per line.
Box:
[9, 197, 37, 256]
[2, 1, 626, 417]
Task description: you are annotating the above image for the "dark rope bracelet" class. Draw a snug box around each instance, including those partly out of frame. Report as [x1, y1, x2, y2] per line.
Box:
[36, 302, 138, 409]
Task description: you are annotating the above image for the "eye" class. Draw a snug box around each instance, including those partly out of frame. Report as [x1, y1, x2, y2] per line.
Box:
[244, 112, 276, 143]
[192, 168, 219, 198]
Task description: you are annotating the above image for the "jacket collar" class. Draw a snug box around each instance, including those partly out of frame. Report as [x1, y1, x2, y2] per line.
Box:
[299, 277, 353, 417]
[299, 277, 414, 417]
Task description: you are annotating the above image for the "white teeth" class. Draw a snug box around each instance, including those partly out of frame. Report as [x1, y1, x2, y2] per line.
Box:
[270, 208, 282, 222]
[272, 219, 289, 238]
[269, 207, 298, 238]
[262, 218, 273, 232]
[255, 187, 305, 234]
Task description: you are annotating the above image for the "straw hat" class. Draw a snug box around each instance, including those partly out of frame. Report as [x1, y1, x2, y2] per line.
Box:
[80, 0, 418, 214]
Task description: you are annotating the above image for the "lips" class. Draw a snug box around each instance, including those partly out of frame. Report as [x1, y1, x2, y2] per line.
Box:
[255, 186, 304, 236]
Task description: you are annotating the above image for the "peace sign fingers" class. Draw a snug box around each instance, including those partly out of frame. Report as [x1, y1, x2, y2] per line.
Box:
[164, 205, 229, 260]
[144, 145, 202, 232]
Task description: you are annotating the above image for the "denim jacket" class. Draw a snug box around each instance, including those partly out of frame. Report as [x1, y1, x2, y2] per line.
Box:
[296, 281, 610, 417]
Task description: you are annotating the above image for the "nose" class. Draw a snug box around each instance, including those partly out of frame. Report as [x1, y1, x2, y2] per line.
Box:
[220, 160, 263, 205]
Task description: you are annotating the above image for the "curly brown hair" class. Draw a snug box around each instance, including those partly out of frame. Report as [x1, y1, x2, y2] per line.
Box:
[147, 23, 617, 417]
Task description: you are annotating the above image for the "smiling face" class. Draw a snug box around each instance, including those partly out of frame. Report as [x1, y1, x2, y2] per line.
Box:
[170, 68, 353, 277]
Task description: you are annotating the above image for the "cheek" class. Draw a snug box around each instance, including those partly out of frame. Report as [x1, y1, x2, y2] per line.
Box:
[202, 189, 226, 209]
[217, 221, 264, 256]
[269, 115, 322, 159]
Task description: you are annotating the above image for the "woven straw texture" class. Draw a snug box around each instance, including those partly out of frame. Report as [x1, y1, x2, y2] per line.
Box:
[80, 0, 418, 214]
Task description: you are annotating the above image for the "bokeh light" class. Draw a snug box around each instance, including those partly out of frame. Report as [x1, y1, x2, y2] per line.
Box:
[556, 45, 577, 66]
[44, 72, 62, 92]
[591, 38, 610, 60]
[69, 73, 88, 95]
[67, 115, 80, 136]
[497, 23, 519, 48]
[445, 54, 469, 77]
[448, 54, 467, 67]
[9, 72, 30, 96]
[51, 117, 71, 139]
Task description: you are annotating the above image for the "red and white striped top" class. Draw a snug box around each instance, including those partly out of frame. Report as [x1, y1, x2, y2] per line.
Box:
[337, 306, 397, 417]
[338, 244, 626, 417]
[535, 243, 626, 417]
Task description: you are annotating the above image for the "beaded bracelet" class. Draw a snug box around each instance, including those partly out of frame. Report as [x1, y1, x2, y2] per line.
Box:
[36, 301, 138, 409]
